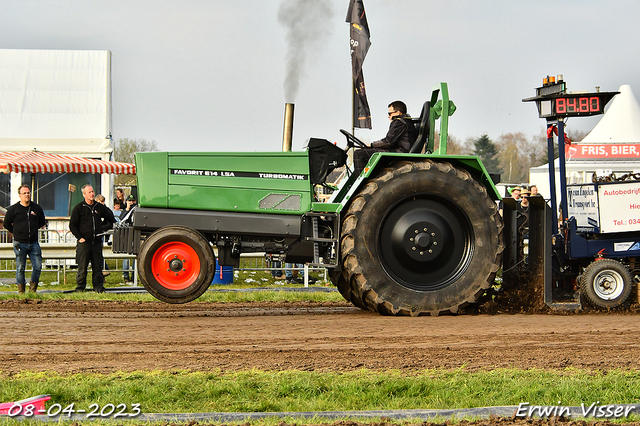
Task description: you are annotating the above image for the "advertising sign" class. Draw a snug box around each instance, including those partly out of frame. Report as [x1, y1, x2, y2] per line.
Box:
[566, 143, 640, 160]
[567, 184, 600, 232]
[598, 181, 640, 233]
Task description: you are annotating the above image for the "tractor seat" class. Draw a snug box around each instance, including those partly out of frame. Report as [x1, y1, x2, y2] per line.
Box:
[409, 101, 430, 153]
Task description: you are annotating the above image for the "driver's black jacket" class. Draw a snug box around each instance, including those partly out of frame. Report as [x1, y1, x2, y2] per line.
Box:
[370, 114, 418, 152]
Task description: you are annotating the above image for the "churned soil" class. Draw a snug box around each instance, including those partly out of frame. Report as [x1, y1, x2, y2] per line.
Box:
[2, 298, 640, 375]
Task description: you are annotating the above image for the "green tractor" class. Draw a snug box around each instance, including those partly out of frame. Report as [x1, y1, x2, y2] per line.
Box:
[113, 83, 504, 316]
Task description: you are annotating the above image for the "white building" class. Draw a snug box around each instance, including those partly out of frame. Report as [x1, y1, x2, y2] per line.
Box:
[0, 49, 116, 218]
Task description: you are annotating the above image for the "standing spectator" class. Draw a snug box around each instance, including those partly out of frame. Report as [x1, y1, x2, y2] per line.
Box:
[122, 194, 137, 217]
[267, 255, 285, 280]
[272, 261, 284, 280]
[120, 195, 137, 283]
[284, 263, 317, 284]
[94, 194, 116, 229]
[112, 203, 122, 222]
[113, 188, 126, 210]
[69, 185, 115, 293]
[517, 188, 531, 228]
[510, 186, 522, 200]
[529, 185, 541, 197]
[95, 194, 116, 275]
[3, 185, 47, 293]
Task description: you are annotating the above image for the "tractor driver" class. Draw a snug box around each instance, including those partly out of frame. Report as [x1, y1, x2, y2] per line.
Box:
[353, 100, 418, 175]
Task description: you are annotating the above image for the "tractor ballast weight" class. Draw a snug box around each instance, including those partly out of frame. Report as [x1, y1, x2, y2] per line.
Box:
[114, 83, 506, 315]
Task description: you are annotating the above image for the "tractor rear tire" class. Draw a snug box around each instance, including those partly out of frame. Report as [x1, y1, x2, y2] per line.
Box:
[580, 259, 632, 308]
[330, 269, 367, 310]
[340, 160, 503, 316]
[138, 226, 215, 304]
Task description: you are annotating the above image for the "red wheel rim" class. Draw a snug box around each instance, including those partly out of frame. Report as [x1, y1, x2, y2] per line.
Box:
[150, 241, 202, 290]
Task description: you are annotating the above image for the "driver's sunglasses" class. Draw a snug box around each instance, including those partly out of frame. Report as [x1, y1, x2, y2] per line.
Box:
[388, 110, 398, 116]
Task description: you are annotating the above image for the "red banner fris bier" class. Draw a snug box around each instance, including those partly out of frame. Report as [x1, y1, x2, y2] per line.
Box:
[565, 143, 640, 159]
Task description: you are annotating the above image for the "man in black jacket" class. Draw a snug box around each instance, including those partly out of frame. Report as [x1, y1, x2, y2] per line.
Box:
[3, 185, 47, 293]
[69, 184, 115, 293]
[353, 100, 418, 174]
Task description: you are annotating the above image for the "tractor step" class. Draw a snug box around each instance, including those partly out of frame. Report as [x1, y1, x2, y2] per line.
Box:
[302, 212, 340, 267]
[305, 237, 337, 243]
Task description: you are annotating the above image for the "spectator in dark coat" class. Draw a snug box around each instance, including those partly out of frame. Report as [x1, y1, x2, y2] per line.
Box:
[3, 185, 47, 293]
[69, 184, 115, 293]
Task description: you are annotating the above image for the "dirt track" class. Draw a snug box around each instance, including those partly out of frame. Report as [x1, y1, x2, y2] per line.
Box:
[2, 299, 640, 375]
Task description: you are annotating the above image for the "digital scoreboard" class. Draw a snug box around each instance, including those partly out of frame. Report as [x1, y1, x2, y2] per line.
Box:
[523, 76, 618, 119]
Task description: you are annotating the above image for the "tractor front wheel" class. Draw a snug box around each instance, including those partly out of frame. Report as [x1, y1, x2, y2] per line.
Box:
[138, 226, 215, 303]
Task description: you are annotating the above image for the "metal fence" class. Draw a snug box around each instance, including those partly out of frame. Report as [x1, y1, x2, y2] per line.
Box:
[0, 228, 79, 244]
[0, 229, 327, 286]
[0, 229, 136, 285]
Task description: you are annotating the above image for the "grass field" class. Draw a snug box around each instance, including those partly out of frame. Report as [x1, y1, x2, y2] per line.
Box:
[1, 369, 640, 424]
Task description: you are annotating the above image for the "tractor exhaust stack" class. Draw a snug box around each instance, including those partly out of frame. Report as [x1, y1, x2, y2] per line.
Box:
[282, 103, 294, 152]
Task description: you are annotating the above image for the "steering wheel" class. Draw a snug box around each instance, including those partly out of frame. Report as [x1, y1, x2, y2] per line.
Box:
[340, 129, 368, 149]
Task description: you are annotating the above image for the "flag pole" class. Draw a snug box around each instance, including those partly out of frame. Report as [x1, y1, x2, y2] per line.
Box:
[352, 79, 356, 135]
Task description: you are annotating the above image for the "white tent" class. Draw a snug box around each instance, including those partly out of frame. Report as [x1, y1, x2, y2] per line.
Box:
[530, 84, 640, 200]
[0, 49, 114, 216]
[580, 85, 640, 143]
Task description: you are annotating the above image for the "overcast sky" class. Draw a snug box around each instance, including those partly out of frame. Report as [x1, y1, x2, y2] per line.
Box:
[2, 0, 640, 152]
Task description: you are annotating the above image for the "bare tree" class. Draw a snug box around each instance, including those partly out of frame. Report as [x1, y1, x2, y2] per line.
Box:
[531, 127, 589, 166]
[113, 138, 159, 185]
[495, 132, 533, 183]
[114, 138, 158, 164]
[444, 134, 472, 155]
[431, 133, 472, 155]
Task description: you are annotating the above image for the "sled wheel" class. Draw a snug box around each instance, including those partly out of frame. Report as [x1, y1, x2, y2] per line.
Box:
[139, 226, 215, 304]
[340, 160, 503, 316]
[580, 259, 632, 308]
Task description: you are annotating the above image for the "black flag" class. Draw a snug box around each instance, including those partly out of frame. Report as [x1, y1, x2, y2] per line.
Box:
[346, 0, 372, 129]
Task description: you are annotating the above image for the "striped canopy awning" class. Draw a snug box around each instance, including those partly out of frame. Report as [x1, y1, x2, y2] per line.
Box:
[0, 151, 135, 175]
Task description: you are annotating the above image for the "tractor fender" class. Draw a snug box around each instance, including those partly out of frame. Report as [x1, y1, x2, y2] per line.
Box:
[337, 152, 501, 213]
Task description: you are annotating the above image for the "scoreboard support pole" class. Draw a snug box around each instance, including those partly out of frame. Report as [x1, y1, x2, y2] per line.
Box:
[546, 121, 559, 234]
[557, 119, 569, 225]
